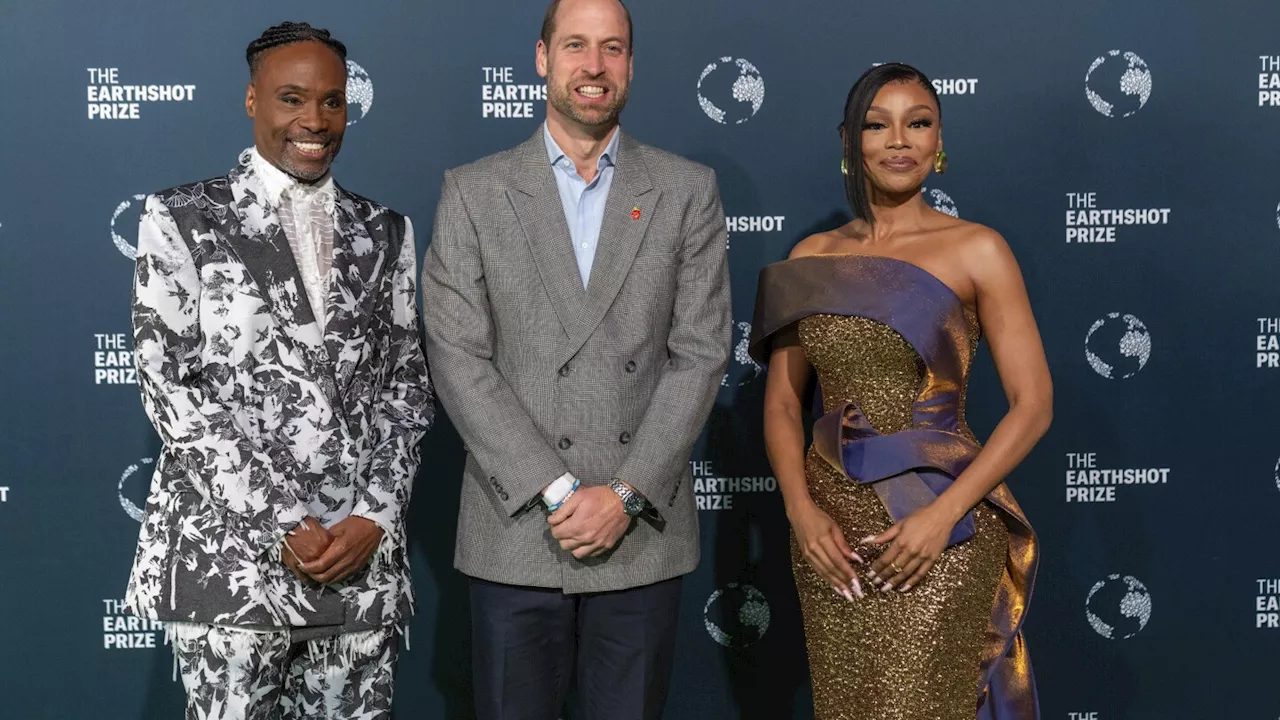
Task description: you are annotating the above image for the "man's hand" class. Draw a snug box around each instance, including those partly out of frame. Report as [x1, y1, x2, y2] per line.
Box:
[282, 516, 333, 582]
[301, 516, 385, 585]
[547, 486, 632, 559]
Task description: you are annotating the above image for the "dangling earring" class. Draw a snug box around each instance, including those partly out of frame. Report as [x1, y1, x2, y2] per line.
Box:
[841, 158, 848, 176]
[933, 150, 948, 174]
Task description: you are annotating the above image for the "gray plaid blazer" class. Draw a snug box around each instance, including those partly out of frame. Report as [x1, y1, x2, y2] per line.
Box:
[421, 129, 731, 592]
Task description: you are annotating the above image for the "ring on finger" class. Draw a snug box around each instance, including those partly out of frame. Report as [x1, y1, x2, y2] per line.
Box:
[889, 562, 903, 575]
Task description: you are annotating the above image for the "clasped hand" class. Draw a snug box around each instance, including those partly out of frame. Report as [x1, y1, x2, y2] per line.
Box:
[862, 504, 953, 593]
[791, 499, 955, 599]
[282, 515, 384, 585]
[548, 486, 632, 559]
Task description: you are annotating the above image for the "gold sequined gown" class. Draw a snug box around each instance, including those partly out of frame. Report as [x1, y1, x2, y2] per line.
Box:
[748, 255, 1040, 720]
[795, 312, 1005, 720]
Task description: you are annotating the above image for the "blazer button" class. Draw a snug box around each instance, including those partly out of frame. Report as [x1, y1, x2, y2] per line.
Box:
[625, 360, 637, 373]
[619, 431, 631, 444]
[500, 491, 510, 501]
[558, 437, 573, 450]
[558, 364, 571, 377]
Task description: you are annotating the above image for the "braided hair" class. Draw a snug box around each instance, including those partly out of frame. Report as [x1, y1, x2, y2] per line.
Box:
[246, 22, 347, 78]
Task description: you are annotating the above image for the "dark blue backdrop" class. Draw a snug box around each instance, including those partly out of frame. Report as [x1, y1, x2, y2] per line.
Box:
[2, 1, 1278, 718]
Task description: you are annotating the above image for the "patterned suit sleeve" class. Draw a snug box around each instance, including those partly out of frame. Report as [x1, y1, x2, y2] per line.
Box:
[420, 171, 570, 516]
[616, 168, 732, 515]
[132, 195, 311, 556]
[352, 217, 435, 541]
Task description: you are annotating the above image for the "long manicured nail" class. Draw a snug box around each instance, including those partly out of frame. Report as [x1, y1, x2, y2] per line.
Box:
[850, 551, 866, 565]
[841, 588, 855, 602]
[851, 577, 864, 599]
[860, 536, 877, 544]
[881, 582, 894, 593]
[898, 584, 911, 593]
[866, 570, 879, 581]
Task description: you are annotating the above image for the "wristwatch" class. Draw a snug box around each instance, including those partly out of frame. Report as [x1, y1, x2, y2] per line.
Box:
[610, 479, 646, 517]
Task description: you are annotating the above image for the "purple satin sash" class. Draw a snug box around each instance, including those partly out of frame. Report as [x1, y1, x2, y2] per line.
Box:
[811, 399, 978, 547]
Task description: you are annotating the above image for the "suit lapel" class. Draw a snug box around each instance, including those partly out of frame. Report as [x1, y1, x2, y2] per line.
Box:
[224, 153, 327, 375]
[508, 130, 586, 338]
[562, 131, 658, 363]
[325, 187, 388, 400]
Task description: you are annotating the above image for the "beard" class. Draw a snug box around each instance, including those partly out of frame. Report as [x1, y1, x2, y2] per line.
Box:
[548, 80, 629, 127]
[274, 134, 341, 183]
[277, 152, 336, 182]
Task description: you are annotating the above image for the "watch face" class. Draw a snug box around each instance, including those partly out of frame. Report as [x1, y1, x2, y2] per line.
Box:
[614, 482, 644, 515]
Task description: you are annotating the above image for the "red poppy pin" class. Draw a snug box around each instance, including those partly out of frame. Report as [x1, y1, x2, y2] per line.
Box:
[630, 206, 642, 221]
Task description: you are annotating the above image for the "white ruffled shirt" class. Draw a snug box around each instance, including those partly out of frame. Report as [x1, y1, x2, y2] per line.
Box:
[250, 147, 336, 331]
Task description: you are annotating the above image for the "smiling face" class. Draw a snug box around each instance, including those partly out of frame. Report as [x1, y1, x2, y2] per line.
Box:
[859, 80, 942, 197]
[536, 0, 633, 131]
[245, 40, 347, 182]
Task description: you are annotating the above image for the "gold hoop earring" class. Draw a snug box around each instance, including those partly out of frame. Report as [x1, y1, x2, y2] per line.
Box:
[841, 158, 848, 176]
[933, 150, 948, 174]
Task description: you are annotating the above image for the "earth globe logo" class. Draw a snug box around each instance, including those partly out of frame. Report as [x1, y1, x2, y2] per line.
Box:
[923, 187, 959, 218]
[1085, 51, 1153, 118]
[1085, 574, 1152, 639]
[110, 193, 149, 260]
[1273, 456, 1280, 493]
[346, 60, 374, 126]
[1085, 313, 1152, 379]
[1274, 200, 1280, 231]
[119, 457, 154, 522]
[704, 582, 770, 648]
[722, 321, 764, 388]
[697, 58, 765, 125]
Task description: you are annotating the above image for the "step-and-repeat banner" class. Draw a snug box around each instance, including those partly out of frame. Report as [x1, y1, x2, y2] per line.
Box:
[1, 1, 1277, 717]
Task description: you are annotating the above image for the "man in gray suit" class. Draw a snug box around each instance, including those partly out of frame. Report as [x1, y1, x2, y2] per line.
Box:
[420, 0, 730, 717]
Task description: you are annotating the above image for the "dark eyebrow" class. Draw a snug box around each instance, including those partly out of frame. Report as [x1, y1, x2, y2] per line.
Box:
[275, 84, 308, 94]
[867, 104, 935, 114]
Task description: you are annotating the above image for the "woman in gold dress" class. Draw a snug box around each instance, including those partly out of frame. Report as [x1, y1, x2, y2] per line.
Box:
[750, 63, 1052, 719]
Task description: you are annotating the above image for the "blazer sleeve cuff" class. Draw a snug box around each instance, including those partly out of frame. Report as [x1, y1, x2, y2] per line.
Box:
[483, 449, 570, 517]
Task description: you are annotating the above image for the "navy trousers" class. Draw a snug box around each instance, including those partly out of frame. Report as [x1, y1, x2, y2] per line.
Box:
[469, 576, 684, 720]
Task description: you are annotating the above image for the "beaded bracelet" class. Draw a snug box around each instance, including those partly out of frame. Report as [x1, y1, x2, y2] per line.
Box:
[545, 477, 581, 513]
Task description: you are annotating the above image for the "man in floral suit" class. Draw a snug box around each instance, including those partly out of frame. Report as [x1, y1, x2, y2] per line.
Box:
[124, 22, 433, 719]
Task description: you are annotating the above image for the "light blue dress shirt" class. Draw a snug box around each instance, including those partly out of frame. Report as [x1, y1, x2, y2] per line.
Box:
[543, 123, 620, 288]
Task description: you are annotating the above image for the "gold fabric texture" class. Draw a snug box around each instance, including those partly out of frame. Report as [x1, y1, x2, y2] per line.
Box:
[793, 313, 1007, 720]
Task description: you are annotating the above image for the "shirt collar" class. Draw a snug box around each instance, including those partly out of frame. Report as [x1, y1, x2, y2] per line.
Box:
[249, 146, 335, 208]
[542, 123, 620, 175]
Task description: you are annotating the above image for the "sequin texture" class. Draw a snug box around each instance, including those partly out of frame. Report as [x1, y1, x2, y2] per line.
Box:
[793, 313, 1007, 720]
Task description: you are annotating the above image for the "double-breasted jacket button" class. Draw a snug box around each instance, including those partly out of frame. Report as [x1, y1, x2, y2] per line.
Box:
[558, 437, 573, 450]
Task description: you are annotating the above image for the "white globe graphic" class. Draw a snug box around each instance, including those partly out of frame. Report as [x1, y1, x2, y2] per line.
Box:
[119, 457, 154, 522]
[110, 193, 148, 260]
[698, 57, 765, 125]
[1274, 200, 1280, 231]
[1085, 50, 1152, 118]
[704, 582, 770, 647]
[923, 187, 959, 218]
[1085, 313, 1151, 379]
[1273, 456, 1280, 493]
[722, 321, 763, 387]
[346, 60, 374, 126]
[1085, 574, 1152, 639]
